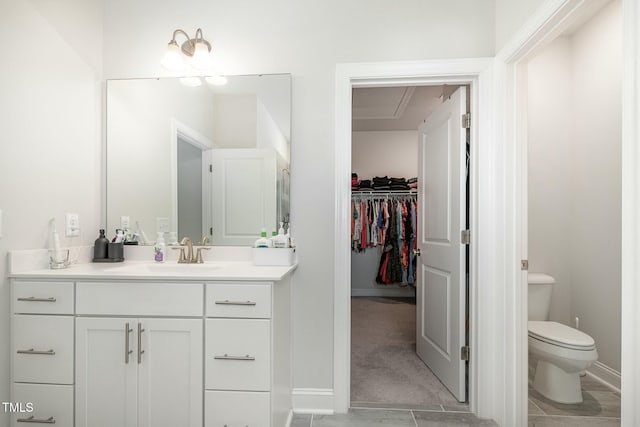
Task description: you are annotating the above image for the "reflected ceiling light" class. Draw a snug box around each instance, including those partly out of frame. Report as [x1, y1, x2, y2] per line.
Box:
[161, 28, 213, 72]
[179, 77, 203, 87]
[205, 75, 228, 86]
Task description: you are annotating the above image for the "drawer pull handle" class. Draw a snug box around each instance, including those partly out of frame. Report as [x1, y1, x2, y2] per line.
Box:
[214, 354, 255, 361]
[215, 300, 257, 306]
[125, 323, 133, 364]
[17, 297, 56, 303]
[138, 323, 145, 364]
[16, 348, 55, 356]
[16, 415, 56, 423]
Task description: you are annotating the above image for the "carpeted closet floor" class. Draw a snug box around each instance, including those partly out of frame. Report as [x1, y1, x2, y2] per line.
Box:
[350, 296, 467, 410]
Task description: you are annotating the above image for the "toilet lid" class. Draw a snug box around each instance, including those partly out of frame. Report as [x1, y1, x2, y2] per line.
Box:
[528, 321, 595, 350]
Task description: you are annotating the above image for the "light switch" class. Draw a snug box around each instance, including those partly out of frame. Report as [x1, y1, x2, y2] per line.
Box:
[65, 213, 80, 237]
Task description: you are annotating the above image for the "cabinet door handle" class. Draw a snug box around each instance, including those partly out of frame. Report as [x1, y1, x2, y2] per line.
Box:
[214, 354, 255, 361]
[137, 323, 145, 364]
[214, 300, 257, 306]
[16, 415, 56, 423]
[17, 297, 56, 303]
[16, 348, 55, 356]
[124, 322, 133, 364]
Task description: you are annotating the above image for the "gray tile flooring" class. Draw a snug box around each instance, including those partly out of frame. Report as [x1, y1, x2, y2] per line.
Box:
[291, 408, 497, 427]
[527, 374, 620, 426]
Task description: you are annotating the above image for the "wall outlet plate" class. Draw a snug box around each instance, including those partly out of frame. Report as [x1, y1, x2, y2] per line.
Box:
[121, 215, 131, 230]
[156, 217, 170, 233]
[65, 213, 80, 237]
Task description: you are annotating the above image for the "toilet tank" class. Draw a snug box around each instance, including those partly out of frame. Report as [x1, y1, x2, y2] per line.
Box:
[528, 273, 555, 321]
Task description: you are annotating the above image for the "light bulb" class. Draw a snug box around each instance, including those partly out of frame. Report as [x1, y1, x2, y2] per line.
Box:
[161, 41, 187, 71]
[190, 41, 213, 71]
[205, 75, 228, 86]
[179, 77, 202, 87]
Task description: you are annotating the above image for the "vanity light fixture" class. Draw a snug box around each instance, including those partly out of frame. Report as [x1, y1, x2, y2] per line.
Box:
[161, 28, 213, 72]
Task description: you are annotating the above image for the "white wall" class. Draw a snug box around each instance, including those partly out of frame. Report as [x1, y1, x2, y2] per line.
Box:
[0, 0, 103, 423]
[352, 131, 418, 179]
[494, 0, 543, 52]
[101, 0, 495, 391]
[527, 0, 622, 372]
[527, 36, 573, 326]
[568, 0, 622, 373]
[351, 130, 418, 297]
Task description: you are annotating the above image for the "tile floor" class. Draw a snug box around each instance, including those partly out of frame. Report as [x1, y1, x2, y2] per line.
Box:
[289, 374, 620, 427]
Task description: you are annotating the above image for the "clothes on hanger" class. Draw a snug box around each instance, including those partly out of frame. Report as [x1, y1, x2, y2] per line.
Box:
[351, 194, 417, 286]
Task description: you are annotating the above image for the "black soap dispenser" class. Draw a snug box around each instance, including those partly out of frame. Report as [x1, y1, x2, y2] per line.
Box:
[93, 229, 109, 261]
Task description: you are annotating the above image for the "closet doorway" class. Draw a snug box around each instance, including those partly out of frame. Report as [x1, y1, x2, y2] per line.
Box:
[350, 84, 470, 409]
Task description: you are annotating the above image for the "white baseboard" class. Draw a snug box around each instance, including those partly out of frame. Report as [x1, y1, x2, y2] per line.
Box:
[292, 388, 334, 414]
[351, 288, 415, 297]
[587, 361, 621, 393]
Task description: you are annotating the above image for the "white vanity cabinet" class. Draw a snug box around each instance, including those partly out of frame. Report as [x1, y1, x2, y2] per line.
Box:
[74, 282, 203, 427]
[204, 280, 291, 427]
[11, 281, 75, 427]
[10, 267, 292, 427]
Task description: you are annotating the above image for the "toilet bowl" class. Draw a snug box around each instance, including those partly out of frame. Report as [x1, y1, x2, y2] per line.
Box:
[527, 273, 598, 404]
[528, 320, 598, 403]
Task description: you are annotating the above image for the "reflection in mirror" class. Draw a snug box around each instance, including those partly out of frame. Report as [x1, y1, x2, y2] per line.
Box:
[106, 74, 291, 246]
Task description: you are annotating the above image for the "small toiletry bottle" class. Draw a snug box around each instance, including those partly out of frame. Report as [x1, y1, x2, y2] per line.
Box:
[274, 222, 288, 248]
[254, 228, 272, 248]
[93, 229, 109, 260]
[270, 230, 278, 246]
[154, 232, 166, 262]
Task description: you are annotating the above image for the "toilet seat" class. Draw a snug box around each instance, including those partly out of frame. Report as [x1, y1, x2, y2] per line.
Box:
[528, 321, 595, 351]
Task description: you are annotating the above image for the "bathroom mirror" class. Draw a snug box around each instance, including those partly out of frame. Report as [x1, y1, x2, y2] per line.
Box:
[106, 74, 291, 246]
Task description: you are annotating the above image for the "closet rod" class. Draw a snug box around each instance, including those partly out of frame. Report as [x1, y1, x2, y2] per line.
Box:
[351, 190, 417, 197]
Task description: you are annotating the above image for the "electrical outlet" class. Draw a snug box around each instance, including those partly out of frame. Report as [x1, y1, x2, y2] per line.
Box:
[121, 216, 131, 230]
[65, 213, 80, 237]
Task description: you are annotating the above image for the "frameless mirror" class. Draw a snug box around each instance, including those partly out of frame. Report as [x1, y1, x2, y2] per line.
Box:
[106, 74, 291, 246]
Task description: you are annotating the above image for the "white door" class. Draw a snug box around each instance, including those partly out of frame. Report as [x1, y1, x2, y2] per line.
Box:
[416, 87, 468, 402]
[211, 149, 277, 245]
[76, 317, 138, 427]
[138, 318, 203, 427]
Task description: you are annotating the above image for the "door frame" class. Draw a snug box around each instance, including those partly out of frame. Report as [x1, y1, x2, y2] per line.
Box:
[496, 0, 640, 425]
[170, 118, 215, 240]
[334, 58, 495, 418]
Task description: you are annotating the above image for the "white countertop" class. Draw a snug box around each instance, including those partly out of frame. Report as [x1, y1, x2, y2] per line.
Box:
[9, 260, 296, 282]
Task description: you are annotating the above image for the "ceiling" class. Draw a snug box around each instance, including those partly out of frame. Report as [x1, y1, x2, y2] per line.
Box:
[352, 85, 462, 132]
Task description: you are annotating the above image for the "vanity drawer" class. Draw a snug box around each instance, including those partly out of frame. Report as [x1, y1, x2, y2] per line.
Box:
[13, 315, 73, 384]
[13, 281, 74, 315]
[11, 383, 73, 427]
[76, 282, 203, 316]
[206, 283, 272, 318]
[205, 390, 270, 427]
[205, 319, 270, 391]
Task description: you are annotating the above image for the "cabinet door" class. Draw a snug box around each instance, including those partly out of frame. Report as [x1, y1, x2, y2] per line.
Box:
[138, 318, 203, 427]
[76, 317, 138, 427]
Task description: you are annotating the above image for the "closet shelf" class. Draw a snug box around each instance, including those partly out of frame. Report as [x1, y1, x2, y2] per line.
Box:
[352, 190, 417, 197]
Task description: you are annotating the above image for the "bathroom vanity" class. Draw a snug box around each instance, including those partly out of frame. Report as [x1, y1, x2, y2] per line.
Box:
[9, 251, 294, 427]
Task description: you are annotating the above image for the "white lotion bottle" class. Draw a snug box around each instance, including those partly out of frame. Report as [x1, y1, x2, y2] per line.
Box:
[154, 232, 166, 262]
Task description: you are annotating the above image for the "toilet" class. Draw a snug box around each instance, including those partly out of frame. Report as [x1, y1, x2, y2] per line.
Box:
[528, 273, 598, 404]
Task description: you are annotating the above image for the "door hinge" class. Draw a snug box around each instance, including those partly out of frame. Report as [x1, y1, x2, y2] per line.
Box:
[209, 164, 213, 173]
[210, 227, 213, 235]
[414, 248, 421, 256]
[461, 346, 470, 361]
[462, 113, 470, 129]
[461, 230, 470, 245]
[521, 260, 529, 271]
